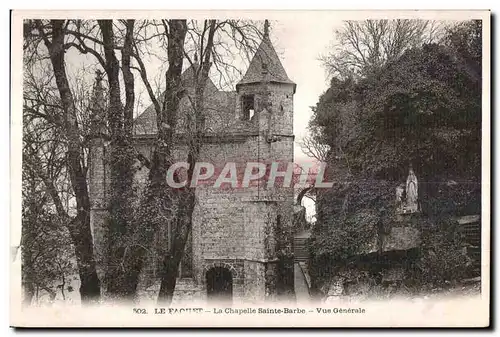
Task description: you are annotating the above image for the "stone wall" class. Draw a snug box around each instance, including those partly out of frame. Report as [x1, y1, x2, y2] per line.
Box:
[89, 79, 295, 303]
[236, 82, 294, 136]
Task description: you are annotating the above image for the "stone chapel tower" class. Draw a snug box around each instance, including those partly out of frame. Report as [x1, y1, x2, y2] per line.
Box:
[89, 20, 296, 303]
[190, 21, 297, 303]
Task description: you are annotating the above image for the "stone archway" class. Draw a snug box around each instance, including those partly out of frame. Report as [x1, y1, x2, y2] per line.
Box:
[206, 267, 233, 304]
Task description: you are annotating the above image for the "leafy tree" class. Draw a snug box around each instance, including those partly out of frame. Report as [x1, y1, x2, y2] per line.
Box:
[309, 20, 482, 292]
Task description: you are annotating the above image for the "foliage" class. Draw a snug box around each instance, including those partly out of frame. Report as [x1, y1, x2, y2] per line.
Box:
[313, 23, 481, 180]
[309, 20, 482, 292]
[22, 205, 78, 303]
[22, 153, 78, 305]
[417, 216, 471, 287]
[309, 179, 396, 288]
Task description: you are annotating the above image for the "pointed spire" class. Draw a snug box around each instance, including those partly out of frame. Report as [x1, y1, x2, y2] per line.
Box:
[92, 69, 104, 103]
[263, 19, 270, 39]
[90, 69, 106, 131]
[261, 21, 270, 76]
[236, 20, 295, 92]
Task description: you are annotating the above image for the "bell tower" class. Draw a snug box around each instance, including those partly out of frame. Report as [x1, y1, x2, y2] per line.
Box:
[235, 20, 297, 300]
[235, 20, 296, 139]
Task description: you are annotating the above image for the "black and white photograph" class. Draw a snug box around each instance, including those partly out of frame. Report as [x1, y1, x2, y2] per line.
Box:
[9, 9, 490, 327]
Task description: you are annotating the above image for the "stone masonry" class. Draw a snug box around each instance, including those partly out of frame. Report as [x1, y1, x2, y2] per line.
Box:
[89, 27, 296, 304]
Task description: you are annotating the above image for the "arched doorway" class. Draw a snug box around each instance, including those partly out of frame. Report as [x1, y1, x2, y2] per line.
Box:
[206, 267, 233, 303]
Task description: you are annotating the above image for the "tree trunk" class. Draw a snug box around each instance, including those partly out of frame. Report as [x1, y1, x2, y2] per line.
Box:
[60, 273, 66, 300]
[67, 215, 102, 302]
[111, 19, 188, 298]
[98, 19, 137, 300]
[38, 19, 100, 303]
[157, 188, 195, 304]
[151, 20, 189, 303]
[157, 20, 216, 305]
[122, 19, 188, 303]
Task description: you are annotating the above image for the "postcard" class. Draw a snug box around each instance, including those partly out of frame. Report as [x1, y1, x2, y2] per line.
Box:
[10, 9, 490, 327]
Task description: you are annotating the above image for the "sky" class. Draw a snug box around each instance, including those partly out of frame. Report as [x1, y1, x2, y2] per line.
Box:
[268, 19, 341, 163]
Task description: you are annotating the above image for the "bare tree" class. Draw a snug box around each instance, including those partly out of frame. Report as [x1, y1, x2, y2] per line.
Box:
[30, 19, 101, 303]
[116, 19, 190, 304]
[321, 19, 443, 79]
[299, 133, 330, 162]
[155, 19, 212, 304]
[22, 52, 105, 304]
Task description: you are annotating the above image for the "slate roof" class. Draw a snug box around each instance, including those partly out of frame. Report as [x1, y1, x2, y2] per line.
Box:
[133, 63, 221, 136]
[236, 35, 295, 91]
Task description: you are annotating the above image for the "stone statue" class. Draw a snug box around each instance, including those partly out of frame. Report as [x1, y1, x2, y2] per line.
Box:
[405, 167, 418, 212]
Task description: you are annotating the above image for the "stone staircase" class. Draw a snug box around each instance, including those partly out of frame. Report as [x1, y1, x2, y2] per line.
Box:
[293, 230, 313, 297]
[294, 230, 311, 263]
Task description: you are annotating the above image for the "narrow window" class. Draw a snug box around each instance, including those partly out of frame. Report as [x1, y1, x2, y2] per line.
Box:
[241, 94, 255, 121]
